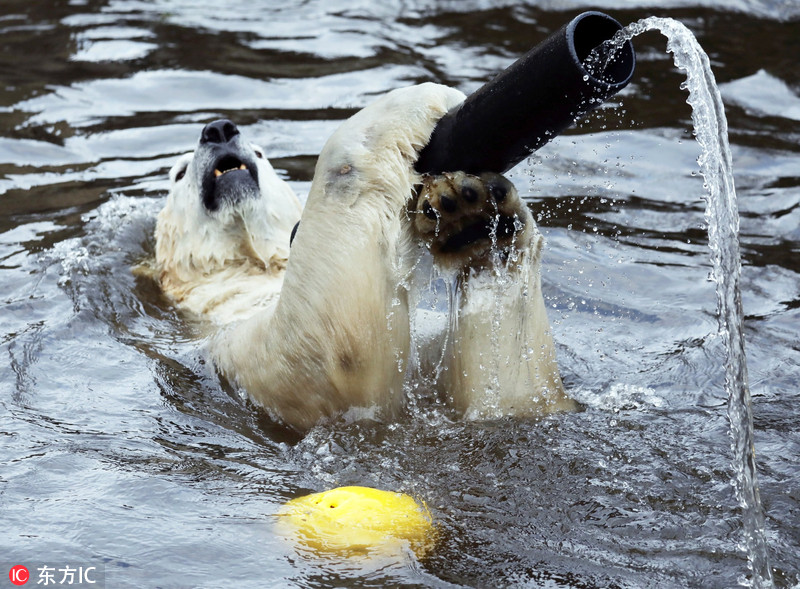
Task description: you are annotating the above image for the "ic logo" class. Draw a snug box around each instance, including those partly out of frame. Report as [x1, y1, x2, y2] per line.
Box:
[9, 565, 29, 586]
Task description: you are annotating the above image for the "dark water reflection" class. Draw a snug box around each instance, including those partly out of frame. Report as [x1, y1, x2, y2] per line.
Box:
[1, 1, 799, 587]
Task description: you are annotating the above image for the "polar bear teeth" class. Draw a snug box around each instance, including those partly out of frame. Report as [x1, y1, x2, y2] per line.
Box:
[214, 163, 247, 178]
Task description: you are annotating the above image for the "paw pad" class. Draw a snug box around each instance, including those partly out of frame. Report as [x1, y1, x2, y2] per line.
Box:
[412, 171, 528, 262]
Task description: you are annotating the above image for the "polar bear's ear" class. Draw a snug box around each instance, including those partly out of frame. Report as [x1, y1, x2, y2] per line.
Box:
[169, 152, 194, 184]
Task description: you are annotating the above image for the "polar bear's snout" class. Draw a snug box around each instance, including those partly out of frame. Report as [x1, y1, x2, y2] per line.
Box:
[194, 119, 261, 212]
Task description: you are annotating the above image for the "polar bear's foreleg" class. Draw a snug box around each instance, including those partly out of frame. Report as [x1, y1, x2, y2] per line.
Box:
[411, 172, 575, 418]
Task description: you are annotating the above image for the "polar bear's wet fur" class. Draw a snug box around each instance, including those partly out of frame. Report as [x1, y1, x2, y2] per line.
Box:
[155, 83, 574, 432]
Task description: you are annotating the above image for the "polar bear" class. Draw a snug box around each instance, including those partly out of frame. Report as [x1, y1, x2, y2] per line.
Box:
[154, 83, 574, 432]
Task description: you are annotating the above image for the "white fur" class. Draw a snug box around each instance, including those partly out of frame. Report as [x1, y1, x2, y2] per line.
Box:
[154, 83, 573, 432]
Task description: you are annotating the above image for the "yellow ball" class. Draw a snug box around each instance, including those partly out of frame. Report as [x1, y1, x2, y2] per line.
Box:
[275, 486, 435, 558]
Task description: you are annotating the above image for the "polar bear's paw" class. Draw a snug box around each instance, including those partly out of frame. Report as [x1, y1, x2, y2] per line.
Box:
[411, 171, 528, 266]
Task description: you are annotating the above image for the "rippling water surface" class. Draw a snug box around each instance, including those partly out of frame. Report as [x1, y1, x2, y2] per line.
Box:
[2, 1, 799, 587]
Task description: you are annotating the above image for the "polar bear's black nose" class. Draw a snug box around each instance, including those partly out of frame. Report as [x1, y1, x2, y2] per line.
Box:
[201, 119, 240, 145]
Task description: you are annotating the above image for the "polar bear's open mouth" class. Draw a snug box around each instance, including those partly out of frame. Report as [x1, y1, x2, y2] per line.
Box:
[201, 150, 260, 211]
[213, 154, 249, 178]
[209, 153, 256, 185]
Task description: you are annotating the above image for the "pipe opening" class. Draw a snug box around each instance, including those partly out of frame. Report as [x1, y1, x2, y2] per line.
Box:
[570, 12, 634, 88]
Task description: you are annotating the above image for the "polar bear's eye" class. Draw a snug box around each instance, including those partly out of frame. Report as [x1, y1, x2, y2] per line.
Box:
[254, 149, 264, 159]
[175, 167, 187, 182]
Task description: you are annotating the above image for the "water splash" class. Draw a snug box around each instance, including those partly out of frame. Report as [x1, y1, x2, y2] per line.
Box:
[404, 256, 461, 415]
[591, 17, 773, 588]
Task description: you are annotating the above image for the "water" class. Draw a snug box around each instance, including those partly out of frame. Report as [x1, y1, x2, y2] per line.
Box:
[643, 19, 772, 588]
[590, 16, 774, 586]
[2, 2, 800, 588]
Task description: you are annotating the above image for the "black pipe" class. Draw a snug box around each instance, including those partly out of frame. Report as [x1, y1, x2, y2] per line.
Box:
[415, 11, 635, 175]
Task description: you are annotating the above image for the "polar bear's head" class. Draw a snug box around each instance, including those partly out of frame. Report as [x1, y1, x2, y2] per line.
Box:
[172, 119, 266, 213]
[154, 119, 302, 316]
